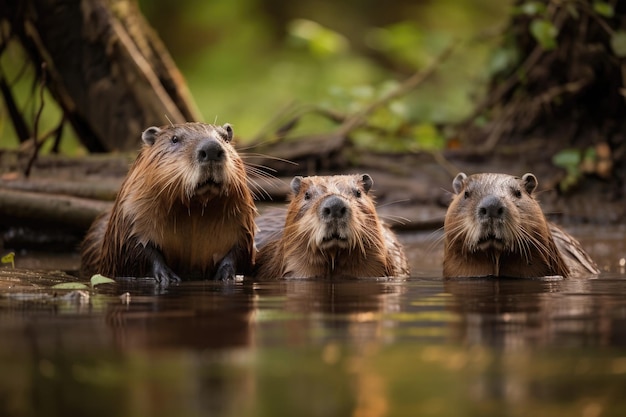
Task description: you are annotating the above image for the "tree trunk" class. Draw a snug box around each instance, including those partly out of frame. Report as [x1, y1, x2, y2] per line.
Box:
[0, 0, 202, 152]
[458, 0, 626, 165]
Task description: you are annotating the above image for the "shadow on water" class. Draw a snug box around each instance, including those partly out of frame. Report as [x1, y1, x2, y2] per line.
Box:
[0, 224, 626, 416]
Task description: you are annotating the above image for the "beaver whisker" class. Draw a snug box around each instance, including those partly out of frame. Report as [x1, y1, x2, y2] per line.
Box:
[243, 161, 278, 174]
[247, 177, 272, 201]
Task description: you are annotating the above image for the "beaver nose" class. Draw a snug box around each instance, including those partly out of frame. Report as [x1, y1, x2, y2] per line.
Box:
[478, 195, 505, 219]
[320, 196, 349, 220]
[197, 140, 225, 163]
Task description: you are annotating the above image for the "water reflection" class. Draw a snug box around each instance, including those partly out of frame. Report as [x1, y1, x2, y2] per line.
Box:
[105, 280, 255, 350]
[253, 279, 405, 347]
[1, 224, 626, 417]
[444, 276, 626, 349]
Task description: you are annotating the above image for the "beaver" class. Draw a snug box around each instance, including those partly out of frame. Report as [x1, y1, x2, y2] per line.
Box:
[81, 122, 256, 284]
[254, 174, 409, 279]
[443, 172, 599, 278]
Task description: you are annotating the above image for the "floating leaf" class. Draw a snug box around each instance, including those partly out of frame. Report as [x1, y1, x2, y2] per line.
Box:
[52, 282, 90, 290]
[593, 1, 614, 18]
[1, 252, 15, 269]
[530, 19, 558, 50]
[611, 31, 626, 57]
[90, 274, 116, 287]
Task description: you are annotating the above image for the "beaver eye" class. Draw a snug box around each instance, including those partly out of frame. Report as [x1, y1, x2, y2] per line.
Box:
[304, 191, 311, 201]
[464, 191, 470, 199]
[513, 188, 522, 198]
[354, 189, 362, 198]
[171, 135, 179, 144]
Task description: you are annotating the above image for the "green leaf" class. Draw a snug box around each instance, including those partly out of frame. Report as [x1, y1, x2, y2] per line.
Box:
[487, 47, 519, 76]
[552, 148, 581, 169]
[517, 1, 547, 16]
[90, 274, 116, 287]
[530, 19, 558, 50]
[287, 19, 348, 57]
[52, 282, 90, 290]
[611, 31, 626, 57]
[593, 1, 614, 18]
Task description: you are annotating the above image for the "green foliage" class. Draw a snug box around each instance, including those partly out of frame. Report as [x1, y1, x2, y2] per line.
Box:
[165, 0, 512, 146]
[515, 1, 547, 16]
[287, 19, 348, 58]
[366, 22, 428, 68]
[611, 31, 626, 57]
[529, 19, 558, 50]
[593, 1, 614, 18]
[552, 147, 597, 192]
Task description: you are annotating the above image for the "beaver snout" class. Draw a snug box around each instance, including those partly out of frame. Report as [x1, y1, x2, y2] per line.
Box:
[477, 195, 505, 221]
[319, 195, 350, 221]
[197, 139, 225, 163]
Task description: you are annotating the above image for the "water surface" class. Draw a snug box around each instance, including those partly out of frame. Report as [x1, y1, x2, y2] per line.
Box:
[1, 225, 625, 417]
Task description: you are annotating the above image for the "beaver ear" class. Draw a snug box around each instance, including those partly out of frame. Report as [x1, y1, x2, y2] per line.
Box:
[360, 174, 373, 194]
[222, 123, 234, 142]
[290, 176, 303, 195]
[141, 127, 161, 146]
[522, 173, 538, 194]
[452, 173, 467, 194]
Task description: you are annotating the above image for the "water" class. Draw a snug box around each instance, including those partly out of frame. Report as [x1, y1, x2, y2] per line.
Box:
[1, 225, 626, 417]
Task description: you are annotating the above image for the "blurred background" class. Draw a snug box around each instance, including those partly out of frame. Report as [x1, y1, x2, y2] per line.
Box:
[0, 0, 513, 153]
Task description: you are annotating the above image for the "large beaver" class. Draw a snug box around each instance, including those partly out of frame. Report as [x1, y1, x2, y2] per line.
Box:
[254, 174, 409, 279]
[443, 172, 599, 278]
[81, 122, 256, 284]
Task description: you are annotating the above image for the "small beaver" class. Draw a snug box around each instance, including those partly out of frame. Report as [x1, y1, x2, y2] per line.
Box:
[81, 122, 256, 284]
[443, 172, 599, 278]
[254, 174, 409, 279]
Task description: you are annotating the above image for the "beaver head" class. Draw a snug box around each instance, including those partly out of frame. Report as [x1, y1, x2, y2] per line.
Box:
[279, 174, 391, 277]
[136, 122, 245, 207]
[443, 172, 568, 278]
[286, 174, 375, 251]
[448, 172, 540, 253]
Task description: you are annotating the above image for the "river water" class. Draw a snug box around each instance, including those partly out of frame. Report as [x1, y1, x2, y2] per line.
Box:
[1, 225, 626, 417]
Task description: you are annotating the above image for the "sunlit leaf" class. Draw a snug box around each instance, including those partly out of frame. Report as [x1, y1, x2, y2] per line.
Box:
[530, 19, 558, 50]
[91, 274, 116, 287]
[516, 1, 547, 16]
[287, 19, 348, 57]
[593, 1, 614, 18]
[52, 282, 90, 290]
[611, 31, 626, 57]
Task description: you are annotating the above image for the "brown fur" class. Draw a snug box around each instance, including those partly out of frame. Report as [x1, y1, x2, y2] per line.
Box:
[81, 122, 256, 283]
[255, 174, 409, 279]
[443, 172, 599, 278]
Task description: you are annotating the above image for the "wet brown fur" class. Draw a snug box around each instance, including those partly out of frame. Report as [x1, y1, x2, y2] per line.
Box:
[443, 172, 599, 278]
[255, 174, 409, 279]
[81, 122, 256, 282]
